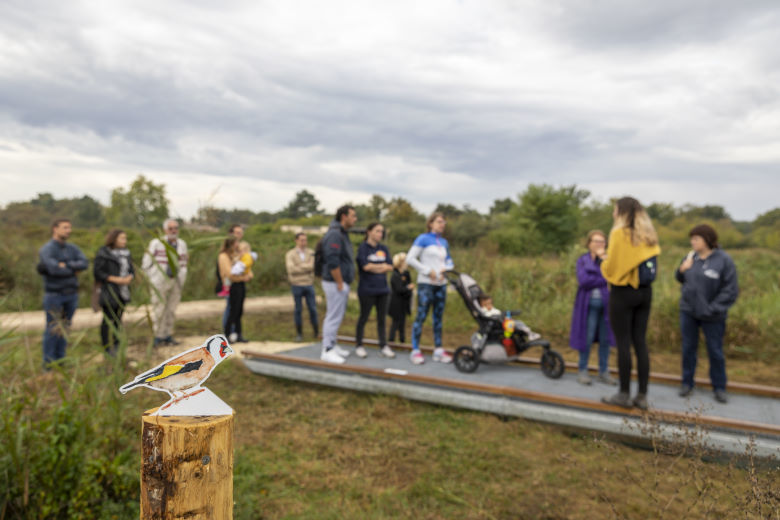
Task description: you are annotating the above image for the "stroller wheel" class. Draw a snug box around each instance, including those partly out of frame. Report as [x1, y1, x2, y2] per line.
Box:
[454, 346, 480, 373]
[540, 350, 565, 379]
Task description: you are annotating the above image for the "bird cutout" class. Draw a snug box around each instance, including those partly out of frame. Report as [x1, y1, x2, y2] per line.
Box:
[119, 334, 234, 416]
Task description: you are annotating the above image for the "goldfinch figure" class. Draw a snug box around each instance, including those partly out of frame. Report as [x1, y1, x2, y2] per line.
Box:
[119, 334, 234, 416]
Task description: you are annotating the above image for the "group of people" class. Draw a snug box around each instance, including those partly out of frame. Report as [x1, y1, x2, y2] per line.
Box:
[36, 197, 740, 410]
[314, 206, 453, 366]
[569, 197, 739, 408]
[37, 218, 188, 367]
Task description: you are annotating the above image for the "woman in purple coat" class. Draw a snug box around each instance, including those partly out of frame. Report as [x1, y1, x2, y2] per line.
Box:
[570, 230, 616, 385]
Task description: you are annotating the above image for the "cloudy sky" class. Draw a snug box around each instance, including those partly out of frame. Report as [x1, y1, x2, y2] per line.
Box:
[1, 0, 778, 220]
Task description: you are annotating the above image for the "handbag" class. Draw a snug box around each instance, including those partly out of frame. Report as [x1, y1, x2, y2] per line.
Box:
[91, 282, 102, 312]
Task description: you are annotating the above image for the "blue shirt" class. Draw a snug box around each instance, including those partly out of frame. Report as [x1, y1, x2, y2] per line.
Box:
[356, 242, 391, 296]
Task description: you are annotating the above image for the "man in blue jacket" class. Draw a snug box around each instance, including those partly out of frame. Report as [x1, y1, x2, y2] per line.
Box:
[38, 218, 88, 369]
[320, 205, 357, 363]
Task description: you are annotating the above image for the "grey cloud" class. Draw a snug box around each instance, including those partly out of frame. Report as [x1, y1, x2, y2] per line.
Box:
[536, 0, 780, 49]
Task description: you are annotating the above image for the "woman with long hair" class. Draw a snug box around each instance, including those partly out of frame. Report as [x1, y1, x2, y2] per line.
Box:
[354, 222, 395, 358]
[218, 236, 253, 343]
[600, 197, 661, 410]
[93, 229, 134, 356]
[569, 230, 616, 385]
[406, 212, 454, 365]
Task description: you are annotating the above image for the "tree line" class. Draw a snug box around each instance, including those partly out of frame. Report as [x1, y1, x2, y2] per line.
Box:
[2, 175, 778, 252]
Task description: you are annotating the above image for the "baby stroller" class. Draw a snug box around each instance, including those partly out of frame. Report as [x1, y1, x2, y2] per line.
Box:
[444, 270, 564, 378]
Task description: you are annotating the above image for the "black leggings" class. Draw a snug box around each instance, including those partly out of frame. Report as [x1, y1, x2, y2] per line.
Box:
[609, 285, 652, 395]
[356, 293, 389, 347]
[388, 314, 407, 343]
[101, 300, 125, 353]
[226, 282, 245, 338]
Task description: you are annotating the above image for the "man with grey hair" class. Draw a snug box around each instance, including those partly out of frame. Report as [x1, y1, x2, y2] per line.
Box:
[142, 218, 189, 346]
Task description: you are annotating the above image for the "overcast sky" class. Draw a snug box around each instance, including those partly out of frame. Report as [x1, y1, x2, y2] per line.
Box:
[1, 0, 778, 221]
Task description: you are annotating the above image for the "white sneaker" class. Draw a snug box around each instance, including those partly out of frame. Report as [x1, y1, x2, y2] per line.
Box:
[320, 348, 346, 364]
[333, 345, 350, 358]
[410, 350, 425, 365]
[355, 346, 368, 358]
[433, 348, 452, 363]
[380, 345, 396, 358]
[228, 332, 238, 343]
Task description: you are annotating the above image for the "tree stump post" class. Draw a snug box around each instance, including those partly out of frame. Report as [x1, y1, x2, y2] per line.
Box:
[141, 409, 234, 519]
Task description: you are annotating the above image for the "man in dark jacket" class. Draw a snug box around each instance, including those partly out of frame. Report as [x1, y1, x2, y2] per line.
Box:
[38, 218, 88, 369]
[675, 224, 739, 403]
[320, 205, 357, 363]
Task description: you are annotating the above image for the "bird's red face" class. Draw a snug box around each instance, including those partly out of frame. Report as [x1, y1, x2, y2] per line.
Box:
[219, 341, 229, 358]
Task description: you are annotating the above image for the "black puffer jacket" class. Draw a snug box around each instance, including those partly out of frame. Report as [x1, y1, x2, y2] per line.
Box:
[93, 246, 135, 306]
[675, 248, 738, 321]
[388, 269, 413, 318]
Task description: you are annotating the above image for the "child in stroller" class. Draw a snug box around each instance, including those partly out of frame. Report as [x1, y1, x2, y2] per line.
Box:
[476, 294, 541, 341]
[445, 271, 564, 378]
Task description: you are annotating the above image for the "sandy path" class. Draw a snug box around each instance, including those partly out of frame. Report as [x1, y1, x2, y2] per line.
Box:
[0, 295, 320, 333]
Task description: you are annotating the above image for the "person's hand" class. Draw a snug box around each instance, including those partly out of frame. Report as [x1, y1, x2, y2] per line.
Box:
[246, 271, 254, 281]
[337, 281, 344, 292]
[595, 247, 606, 259]
[429, 269, 439, 282]
[679, 252, 694, 273]
[58, 261, 66, 268]
[407, 283, 415, 290]
[123, 275, 134, 285]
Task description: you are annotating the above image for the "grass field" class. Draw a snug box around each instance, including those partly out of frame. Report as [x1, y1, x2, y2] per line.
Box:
[2, 231, 779, 518]
[1, 306, 778, 519]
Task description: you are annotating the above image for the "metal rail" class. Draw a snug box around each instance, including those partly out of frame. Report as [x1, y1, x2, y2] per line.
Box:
[335, 335, 780, 399]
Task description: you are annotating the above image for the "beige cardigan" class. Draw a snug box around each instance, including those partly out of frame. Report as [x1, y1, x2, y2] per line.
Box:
[285, 247, 315, 286]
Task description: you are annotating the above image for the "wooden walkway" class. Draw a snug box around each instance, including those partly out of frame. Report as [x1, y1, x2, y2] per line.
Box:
[242, 340, 780, 459]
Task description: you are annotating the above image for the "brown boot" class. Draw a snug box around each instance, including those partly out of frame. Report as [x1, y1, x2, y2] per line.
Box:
[632, 393, 648, 410]
[601, 392, 632, 408]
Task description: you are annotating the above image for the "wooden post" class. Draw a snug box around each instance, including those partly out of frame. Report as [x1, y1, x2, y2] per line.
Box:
[141, 409, 234, 519]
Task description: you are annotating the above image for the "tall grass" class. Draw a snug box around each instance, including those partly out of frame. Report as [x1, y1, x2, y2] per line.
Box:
[0, 328, 141, 519]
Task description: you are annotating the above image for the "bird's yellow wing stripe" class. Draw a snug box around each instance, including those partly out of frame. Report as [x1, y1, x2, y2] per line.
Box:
[146, 364, 184, 382]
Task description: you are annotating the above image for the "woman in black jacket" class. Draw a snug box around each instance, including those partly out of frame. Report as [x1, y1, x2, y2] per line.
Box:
[387, 252, 414, 344]
[93, 229, 134, 355]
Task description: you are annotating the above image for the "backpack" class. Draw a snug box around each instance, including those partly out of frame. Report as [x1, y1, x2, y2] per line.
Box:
[214, 260, 222, 294]
[638, 256, 658, 286]
[313, 239, 324, 278]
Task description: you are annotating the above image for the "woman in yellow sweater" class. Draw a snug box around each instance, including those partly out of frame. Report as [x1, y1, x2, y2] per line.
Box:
[599, 197, 661, 410]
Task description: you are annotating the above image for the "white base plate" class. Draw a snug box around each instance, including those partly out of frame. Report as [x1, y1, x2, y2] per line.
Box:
[153, 387, 234, 416]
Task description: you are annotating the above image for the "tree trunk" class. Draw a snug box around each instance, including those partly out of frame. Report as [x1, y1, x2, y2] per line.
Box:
[141, 409, 234, 519]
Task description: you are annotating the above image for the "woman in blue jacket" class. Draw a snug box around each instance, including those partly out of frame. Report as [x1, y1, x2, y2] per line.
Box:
[675, 224, 738, 403]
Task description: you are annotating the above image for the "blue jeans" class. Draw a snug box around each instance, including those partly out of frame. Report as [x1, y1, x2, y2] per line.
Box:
[292, 285, 318, 333]
[412, 283, 447, 350]
[578, 297, 611, 373]
[222, 301, 231, 332]
[680, 311, 727, 391]
[42, 292, 79, 368]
